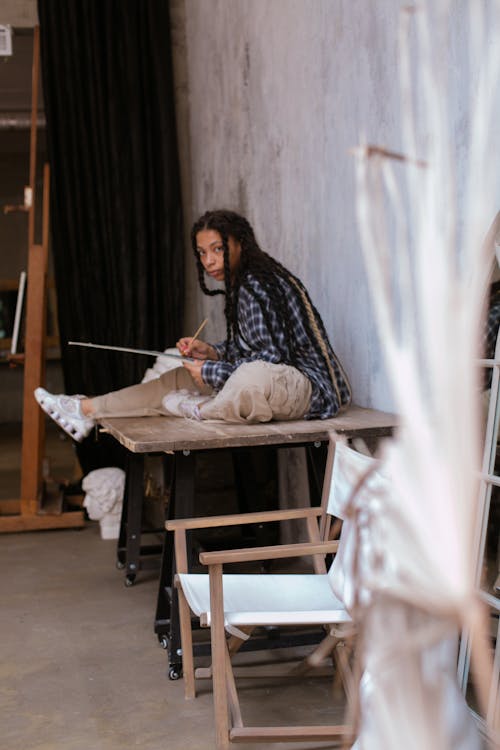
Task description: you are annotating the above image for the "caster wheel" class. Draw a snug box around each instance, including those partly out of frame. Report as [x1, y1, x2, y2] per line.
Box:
[168, 666, 182, 680]
[116, 559, 126, 570]
[159, 635, 169, 650]
[124, 574, 136, 587]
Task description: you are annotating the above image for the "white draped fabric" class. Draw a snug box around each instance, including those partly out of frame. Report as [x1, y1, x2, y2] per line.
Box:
[350, 1, 499, 746]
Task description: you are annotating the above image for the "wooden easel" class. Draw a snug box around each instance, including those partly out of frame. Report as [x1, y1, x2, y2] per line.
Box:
[0, 26, 84, 532]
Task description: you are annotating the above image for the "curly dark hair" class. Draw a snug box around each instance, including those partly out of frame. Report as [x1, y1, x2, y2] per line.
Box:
[190, 209, 351, 405]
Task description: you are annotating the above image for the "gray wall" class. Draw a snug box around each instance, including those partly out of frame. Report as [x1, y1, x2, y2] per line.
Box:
[171, 0, 499, 411]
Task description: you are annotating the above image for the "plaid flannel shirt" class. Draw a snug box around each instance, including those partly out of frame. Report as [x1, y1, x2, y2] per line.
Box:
[201, 273, 351, 419]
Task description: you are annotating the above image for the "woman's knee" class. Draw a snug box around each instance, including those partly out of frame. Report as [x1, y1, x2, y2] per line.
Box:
[212, 361, 311, 422]
[267, 364, 311, 420]
[224, 361, 273, 394]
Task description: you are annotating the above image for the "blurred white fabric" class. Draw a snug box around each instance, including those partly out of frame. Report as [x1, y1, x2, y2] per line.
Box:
[141, 348, 182, 383]
[328, 444, 482, 750]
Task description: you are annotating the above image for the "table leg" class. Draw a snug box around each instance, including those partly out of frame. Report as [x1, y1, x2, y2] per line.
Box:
[154, 459, 176, 644]
[305, 442, 328, 505]
[116, 479, 128, 570]
[123, 453, 145, 586]
[155, 450, 196, 678]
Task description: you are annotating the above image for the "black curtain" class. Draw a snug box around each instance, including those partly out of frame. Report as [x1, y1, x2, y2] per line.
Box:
[38, 1, 184, 472]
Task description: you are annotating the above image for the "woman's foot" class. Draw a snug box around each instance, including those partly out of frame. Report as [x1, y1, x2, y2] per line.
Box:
[34, 388, 95, 442]
[161, 389, 209, 420]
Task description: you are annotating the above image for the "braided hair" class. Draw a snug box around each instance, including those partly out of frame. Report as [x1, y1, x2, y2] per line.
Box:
[191, 209, 351, 405]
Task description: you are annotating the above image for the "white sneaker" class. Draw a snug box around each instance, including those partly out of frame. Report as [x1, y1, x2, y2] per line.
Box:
[161, 389, 208, 421]
[34, 387, 95, 442]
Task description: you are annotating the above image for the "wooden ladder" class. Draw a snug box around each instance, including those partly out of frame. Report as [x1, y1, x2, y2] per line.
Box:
[0, 26, 84, 532]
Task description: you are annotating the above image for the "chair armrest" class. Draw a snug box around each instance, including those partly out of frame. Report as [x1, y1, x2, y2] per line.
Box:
[199, 540, 339, 566]
[166, 506, 322, 532]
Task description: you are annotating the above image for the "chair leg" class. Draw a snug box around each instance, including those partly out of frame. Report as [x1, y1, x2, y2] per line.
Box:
[209, 563, 231, 750]
[177, 585, 196, 699]
[225, 648, 243, 728]
[227, 627, 254, 655]
[195, 628, 255, 681]
[290, 631, 339, 677]
[333, 642, 353, 702]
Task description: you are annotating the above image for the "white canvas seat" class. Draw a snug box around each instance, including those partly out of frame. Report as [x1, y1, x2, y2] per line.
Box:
[167, 435, 384, 748]
[178, 573, 350, 638]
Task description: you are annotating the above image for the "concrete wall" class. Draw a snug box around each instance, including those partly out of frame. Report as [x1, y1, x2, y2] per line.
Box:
[171, 0, 499, 411]
[0, 0, 38, 27]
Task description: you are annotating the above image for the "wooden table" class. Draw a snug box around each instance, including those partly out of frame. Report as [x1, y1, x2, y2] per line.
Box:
[99, 405, 397, 677]
[100, 405, 395, 453]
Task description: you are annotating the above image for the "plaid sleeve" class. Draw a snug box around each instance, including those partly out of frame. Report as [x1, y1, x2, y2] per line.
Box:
[212, 339, 239, 360]
[212, 341, 226, 359]
[200, 286, 285, 391]
[201, 358, 236, 390]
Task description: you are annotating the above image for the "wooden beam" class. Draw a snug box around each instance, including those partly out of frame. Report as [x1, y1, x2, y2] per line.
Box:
[27, 25, 40, 249]
[166, 506, 321, 532]
[199, 540, 339, 566]
[19, 240, 48, 512]
[0, 499, 21, 515]
[229, 726, 351, 742]
[0, 511, 84, 534]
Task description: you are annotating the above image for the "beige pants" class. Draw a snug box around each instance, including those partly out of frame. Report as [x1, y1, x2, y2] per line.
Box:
[91, 360, 312, 424]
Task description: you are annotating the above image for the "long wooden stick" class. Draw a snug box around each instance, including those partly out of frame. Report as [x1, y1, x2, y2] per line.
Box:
[68, 341, 196, 362]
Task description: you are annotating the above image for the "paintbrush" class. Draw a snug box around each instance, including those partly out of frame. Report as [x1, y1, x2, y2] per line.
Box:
[184, 318, 208, 355]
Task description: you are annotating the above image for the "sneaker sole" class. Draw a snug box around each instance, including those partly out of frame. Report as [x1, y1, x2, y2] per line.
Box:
[34, 389, 91, 443]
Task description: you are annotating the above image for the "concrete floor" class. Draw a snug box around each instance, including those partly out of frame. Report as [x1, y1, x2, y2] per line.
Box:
[0, 422, 347, 750]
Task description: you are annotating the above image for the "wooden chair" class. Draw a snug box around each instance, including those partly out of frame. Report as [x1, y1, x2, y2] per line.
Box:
[166, 435, 380, 748]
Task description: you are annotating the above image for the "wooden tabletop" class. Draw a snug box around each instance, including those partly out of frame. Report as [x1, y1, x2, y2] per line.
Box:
[98, 404, 397, 453]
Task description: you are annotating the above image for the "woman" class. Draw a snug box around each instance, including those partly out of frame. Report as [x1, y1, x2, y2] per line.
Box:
[35, 209, 351, 441]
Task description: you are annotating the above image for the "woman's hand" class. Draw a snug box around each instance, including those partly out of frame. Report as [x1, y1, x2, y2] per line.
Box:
[181, 358, 205, 389]
[177, 337, 219, 361]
